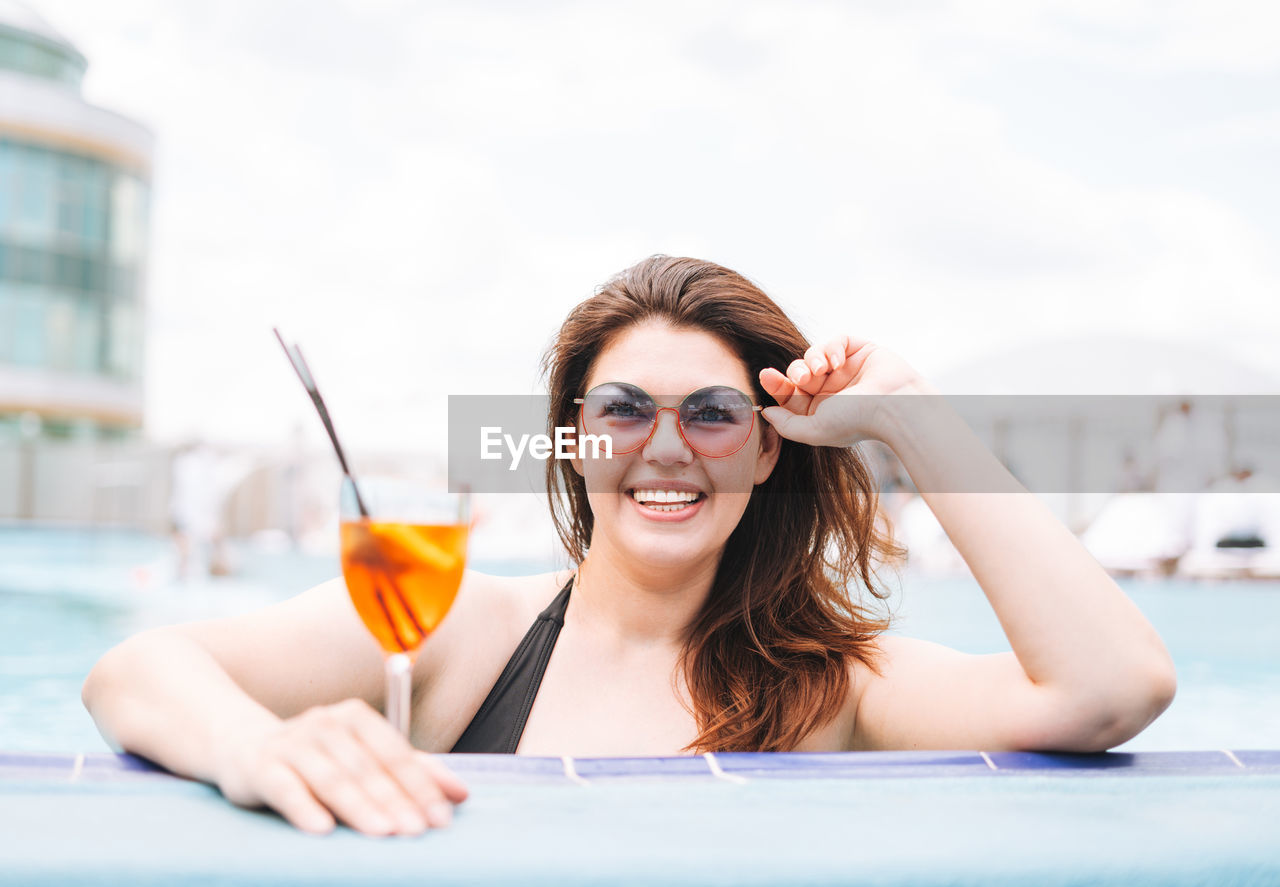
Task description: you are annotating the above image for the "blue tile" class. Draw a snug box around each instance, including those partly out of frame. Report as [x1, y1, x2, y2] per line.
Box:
[839, 750, 990, 768]
[987, 750, 1244, 774]
[0, 752, 77, 772]
[77, 754, 177, 783]
[0, 753, 77, 780]
[715, 751, 991, 779]
[1123, 751, 1243, 772]
[574, 757, 716, 781]
[81, 753, 163, 773]
[986, 751, 1126, 771]
[441, 754, 573, 784]
[11, 749, 1265, 789]
[0, 753, 177, 784]
[1233, 750, 1280, 769]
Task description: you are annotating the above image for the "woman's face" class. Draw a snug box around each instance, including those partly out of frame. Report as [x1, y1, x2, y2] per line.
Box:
[574, 320, 780, 572]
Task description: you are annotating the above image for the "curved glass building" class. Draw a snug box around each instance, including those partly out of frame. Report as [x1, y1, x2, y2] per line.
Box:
[0, 1, 152, 441]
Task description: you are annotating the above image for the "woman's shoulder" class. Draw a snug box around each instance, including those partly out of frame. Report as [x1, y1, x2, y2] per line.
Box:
[463, 567, 574, 620]
[421, 567, 573, 663]
[844, 632, 916, 727]
[412, 567, 572, 747]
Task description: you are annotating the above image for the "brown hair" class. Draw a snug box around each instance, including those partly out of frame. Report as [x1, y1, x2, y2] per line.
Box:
[543, 256, 904, 752]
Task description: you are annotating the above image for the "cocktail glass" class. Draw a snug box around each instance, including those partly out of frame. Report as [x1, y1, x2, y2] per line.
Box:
[339, 477, 469, 737]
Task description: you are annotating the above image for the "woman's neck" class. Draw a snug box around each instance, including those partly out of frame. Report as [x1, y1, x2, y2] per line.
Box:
[571, 545, 719, 651]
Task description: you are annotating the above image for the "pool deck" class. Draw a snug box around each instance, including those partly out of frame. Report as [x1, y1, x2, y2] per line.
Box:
[3, 750, 1279, 885]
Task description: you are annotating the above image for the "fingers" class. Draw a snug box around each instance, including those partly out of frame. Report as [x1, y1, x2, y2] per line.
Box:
[315, 725, 432, 834]
[821, 338, 848, 372]
[288, 741, 403, 836]
[804, 335, 862, 373]
[816, 352, 863, 395]
[254, 761, 336, 835]
[760, 367, 812, 416]
[417, 752, 470, 805]
[759, 334, 876, 449]
[760, 406, 824, 446]
[776, 336, 876, 398]
[759, 367, 795, 404]
[344, 705, 468, 820]
[803, 341, 834, 375]
[791, 337, 851, 395]
[787, 358, 826, 396]
[231, 700, 469, 838]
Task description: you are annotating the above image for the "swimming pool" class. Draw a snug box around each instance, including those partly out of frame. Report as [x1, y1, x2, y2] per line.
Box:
[2, 526, 1279, 753]
[3, 527, 1279, 885]
[3, 749, 1278, 885]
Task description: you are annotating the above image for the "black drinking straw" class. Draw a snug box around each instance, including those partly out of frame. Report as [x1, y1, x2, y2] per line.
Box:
[272, 328, 370, 518]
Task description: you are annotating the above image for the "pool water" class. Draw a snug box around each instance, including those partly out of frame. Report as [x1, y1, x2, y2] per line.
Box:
[2, 528, 1278, 753]
[885, 572, 1280, 751]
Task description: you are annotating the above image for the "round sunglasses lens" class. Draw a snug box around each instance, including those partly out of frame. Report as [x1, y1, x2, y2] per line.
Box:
[679, 388, 755, 456]
[581, 384, 655, 453]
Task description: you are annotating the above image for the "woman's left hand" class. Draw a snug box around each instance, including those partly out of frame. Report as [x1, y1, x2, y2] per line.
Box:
[759, 335, 930, 447]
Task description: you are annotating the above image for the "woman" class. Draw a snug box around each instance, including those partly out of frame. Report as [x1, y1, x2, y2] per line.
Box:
[83, 256, 1177, 837]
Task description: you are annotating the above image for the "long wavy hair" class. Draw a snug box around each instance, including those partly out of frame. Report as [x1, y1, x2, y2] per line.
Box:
[543, 256, 905, 752]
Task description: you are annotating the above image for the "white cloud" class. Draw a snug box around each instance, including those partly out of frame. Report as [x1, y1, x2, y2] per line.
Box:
[27, 0, 1280, 450]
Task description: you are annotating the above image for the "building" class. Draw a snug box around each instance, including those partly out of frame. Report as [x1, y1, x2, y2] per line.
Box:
[926, 334, 1280, 531]
[0, 0, 152, 443]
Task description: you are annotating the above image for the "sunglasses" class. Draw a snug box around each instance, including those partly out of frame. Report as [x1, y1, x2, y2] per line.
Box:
[574, 382, 763, 458]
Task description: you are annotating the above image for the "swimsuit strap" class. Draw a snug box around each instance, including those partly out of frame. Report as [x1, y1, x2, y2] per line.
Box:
[449, 576, 573, 754]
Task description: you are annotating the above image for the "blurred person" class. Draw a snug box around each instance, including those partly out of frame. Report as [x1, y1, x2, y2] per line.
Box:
[1117, 446, 1149, 494]
[1152, 399, 1228, 561]
[168, 441, 226, 579]
[1154, 399, 1228, 494]
[85, 257, 1176, 837]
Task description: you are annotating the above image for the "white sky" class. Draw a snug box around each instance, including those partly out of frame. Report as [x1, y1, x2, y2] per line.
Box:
[31, 0, 1280, 452]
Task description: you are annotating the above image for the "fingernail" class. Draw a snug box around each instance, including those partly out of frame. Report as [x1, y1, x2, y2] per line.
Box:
[428, 801, 453, 827]
[304, 815, 334, 835]
[399, 813, 427, 834]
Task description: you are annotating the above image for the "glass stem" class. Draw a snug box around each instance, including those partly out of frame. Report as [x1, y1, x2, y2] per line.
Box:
[385, 652, 413, 737]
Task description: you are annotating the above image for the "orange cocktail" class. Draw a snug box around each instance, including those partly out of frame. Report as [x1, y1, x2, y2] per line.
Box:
[340, 520, 468, 654]
[337, 476, 470, 736]
[274, 326, 470, 737]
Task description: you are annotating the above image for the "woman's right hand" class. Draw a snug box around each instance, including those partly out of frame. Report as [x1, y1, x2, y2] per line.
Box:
[214, 698, 469, 836]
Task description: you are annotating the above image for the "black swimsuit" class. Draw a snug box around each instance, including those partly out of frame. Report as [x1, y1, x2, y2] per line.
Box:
[449, 577, 573, 753]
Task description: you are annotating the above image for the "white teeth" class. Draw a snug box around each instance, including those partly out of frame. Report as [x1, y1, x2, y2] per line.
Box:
[642, 501, 692, 512]
[631, 488, 700, 505]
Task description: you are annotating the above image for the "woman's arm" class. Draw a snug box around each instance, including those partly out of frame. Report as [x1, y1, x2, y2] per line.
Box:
[83, 577, 468, 834]
[761, 336, 1177, 752]
[871, 383, 1175, 749]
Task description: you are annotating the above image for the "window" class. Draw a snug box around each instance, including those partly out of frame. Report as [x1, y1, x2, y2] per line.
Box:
[46, 293, 76, 371]
[73, 293, 101, 373]
[0, 284, 13, 361]
[110, 175, 147, 265]
[17, 147, 54, 236]
[10, 288, 45, 367]
[105, 301, 139, 379]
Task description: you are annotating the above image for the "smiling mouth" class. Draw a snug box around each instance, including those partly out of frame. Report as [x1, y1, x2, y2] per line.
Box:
[627, 488, 706, 512]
